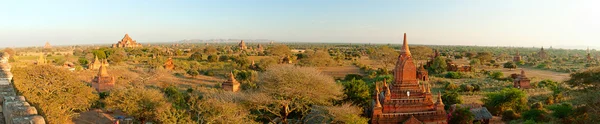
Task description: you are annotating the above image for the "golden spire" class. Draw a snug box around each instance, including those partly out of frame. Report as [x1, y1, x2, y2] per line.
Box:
[437, 91, 444, 105]
[384, 79, 391, 96]
[401, 33, 411, 56]
[98, 63, 109, 77]
[374, 82, 382, 108]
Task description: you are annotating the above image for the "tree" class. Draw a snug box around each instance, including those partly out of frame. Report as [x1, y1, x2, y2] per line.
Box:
[268, 45, 292, 57]
[203, 46, 218, 55]
[303, 104, 368, 124]
[368, 46, 399, 70]
[189, 51, 203, 61]
[565, 67, 600, 121]
[449, 106, 474, 124]
[482, 88, 528, 115]
[298, 50, 336, 67]
[256, 57, 278, 71]
[409, 46, 433, 60]
[341, 78, 370, 107]
[207, 54, 219, 62]
[104, 87, 175, 123]
[476, 52, 493, 64]
[430, 56, 447, 74]
[246, 65, 343, 123]
[442, 91, 463, 110]
[547, 103, 574, 123]
[12, 65, 98, 123]
[188, 94, 257, 124]
[503, 62, 517, 70]
[108, 49, 128, 63]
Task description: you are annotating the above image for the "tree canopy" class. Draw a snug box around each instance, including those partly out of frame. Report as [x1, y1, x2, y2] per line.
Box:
[12, 65, 98, 123]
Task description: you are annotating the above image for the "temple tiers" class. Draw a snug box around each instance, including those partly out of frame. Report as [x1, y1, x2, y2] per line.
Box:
[222, 72, 240, 92]
[239, 40, 247, 50]
[91, 63, 115, 92]
[371, 33, 447, 124]
[112, 34, 142, 48]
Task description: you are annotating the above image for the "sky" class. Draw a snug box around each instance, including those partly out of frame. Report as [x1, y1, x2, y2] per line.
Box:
[0, 0, 598, 48]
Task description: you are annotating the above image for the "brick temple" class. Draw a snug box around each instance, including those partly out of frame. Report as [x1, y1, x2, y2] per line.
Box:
[112, 34, 142, 48]
[91, 64, 115, 92]
[371, 33, 447, 124]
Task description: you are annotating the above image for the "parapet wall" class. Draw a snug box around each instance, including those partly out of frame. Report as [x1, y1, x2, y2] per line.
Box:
[0, 54, 46, 124]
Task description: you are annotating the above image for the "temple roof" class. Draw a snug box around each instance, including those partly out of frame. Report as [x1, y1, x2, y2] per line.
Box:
[403, 115, 423, 124]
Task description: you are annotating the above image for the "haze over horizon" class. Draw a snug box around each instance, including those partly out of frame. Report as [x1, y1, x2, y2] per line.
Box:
[1, 0, 598, 48]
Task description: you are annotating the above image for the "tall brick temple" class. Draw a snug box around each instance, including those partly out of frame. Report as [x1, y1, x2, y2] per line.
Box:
[370, 33, 447, 124]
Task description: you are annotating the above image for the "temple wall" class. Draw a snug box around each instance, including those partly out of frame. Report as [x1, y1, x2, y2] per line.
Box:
[0, 55, 46, 124]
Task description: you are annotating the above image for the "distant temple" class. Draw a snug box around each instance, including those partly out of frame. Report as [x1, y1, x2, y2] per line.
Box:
[513, 51, 522, 62]
[222, 72, 240, 92]
[587, 47, 593, 62]
[43, 42, 52, 49]
[257, 44, 264, 51]
[370, 33, 447, 124]
[112, 34, 142, 48]
[91, 64, 115, 92]
[538, 47, 548, 59]
[512, 70, 531, 89]
[416, 65, 429, 81]
[238, 40, 247, 50]
[164, 57, 175, 70]
[88, 56, 109, 70]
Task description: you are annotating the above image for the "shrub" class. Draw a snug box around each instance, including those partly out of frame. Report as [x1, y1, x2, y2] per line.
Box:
[502, 110, 521, 121]
[445, 72, 462, 79]
[445, 82, 459, 91]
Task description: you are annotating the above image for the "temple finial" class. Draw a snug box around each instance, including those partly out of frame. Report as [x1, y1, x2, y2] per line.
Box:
[402, 33, 411, 56]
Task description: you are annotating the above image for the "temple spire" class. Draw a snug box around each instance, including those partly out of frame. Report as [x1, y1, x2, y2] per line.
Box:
[374, 82, 382, 108]
[98, 63, 109, 77]
[437, 91, 444, 105]
[521, 69, 526, 76]
[401, 33, 411, 56]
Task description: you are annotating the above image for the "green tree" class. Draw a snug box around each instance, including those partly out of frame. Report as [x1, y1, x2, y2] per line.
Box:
[104, 87, 175, 123]
[368, 46, 399, 70]
[188, 94, 257, 124]
[482, 88, 528, 115]
[503, 61, 517, 70]
[268, 45, 292, 57]
[565, 67, 600, 122]
[341, 78, 370, 107]
[304, 104, 368, 124]
[108, 49, 128, 63]
[189, 51, 203, 61]
[449, 106, 474, 124]
[547, 103, 574, 123]
[476, 52, 493, 64]
[298, 50, 336, 67]
[429, 56, 447, 74]
[12, 65, 98, 123]
[203, 46, 218, 55]
[246, 65, 343, 123]
[207, 54, 219, 62]
[442, 91, 463, 110]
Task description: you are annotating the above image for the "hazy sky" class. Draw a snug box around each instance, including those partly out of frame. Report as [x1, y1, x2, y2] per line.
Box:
[0, 0, 598, 48]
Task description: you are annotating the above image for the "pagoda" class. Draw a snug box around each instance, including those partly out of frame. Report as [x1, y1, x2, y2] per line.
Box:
[538, 47, 547, 59]
[91, 63, 115, 92]
[370, 33, 447, 124]
[513, 70, 531, 89]
[43, 42, 52, 49]
[239, 40, 247, 50]
[222, 72, 240, 92]
[112, 34, 142, 48]
[164, 57, 175, 70]
[88, 56, 109, 70]
[513, 51, 522, 62]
